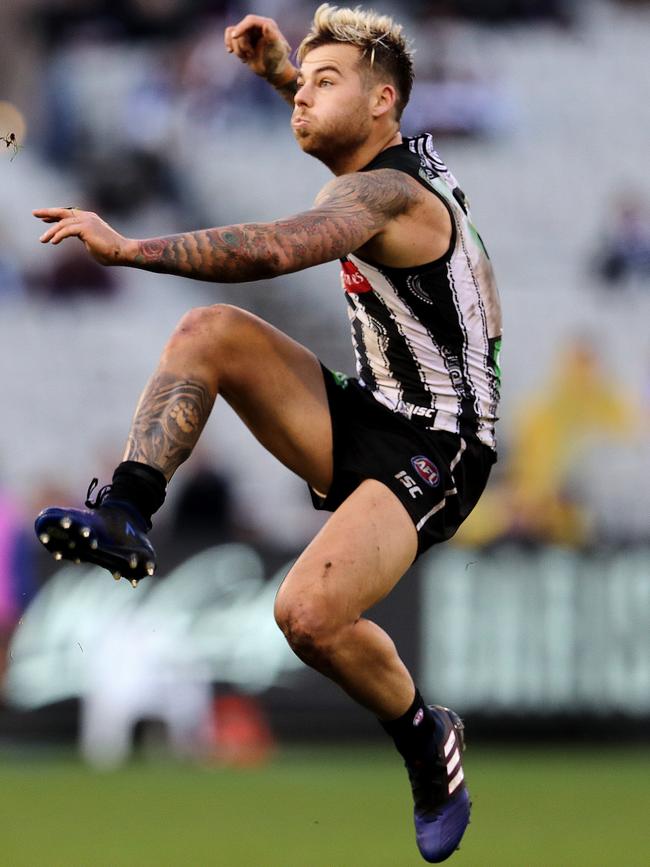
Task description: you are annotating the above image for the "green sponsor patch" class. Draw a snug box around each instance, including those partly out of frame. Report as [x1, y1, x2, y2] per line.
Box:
[332, 371, 349, 389]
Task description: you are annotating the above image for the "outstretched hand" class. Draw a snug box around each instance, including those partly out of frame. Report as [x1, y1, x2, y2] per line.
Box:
[224, 14, 294, 84]
[34, 207, 135, 266]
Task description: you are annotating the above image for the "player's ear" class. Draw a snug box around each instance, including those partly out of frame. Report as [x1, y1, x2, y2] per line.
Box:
[371, 83, 397, 118]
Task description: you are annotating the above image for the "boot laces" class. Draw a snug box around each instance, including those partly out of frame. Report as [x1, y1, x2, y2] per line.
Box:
[85, 478, 112, 509]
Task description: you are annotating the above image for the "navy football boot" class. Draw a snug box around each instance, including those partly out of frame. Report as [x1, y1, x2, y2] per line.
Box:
[407, 705, 471, 863]
[34, 479, 156, 587]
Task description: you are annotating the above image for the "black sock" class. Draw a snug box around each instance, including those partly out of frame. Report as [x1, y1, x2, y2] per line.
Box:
[104, 461, 167, 527]
[380, 689, 440, 766]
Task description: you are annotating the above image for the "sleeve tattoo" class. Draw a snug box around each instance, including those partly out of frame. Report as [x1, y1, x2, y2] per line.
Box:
[274, 75, 299, 105]
[263, 50, 299, 107]
[131, 169, 415, 283]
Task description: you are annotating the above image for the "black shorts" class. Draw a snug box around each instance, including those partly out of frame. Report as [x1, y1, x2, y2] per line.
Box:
[310, 366, 497, 558]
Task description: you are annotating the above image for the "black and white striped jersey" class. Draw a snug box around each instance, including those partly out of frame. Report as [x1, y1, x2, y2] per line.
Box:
[341, 133, 502, 451]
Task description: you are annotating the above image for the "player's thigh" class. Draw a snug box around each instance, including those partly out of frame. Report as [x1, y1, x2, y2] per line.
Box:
[215, 307, 333, 494]
[275, 479, 418, 632]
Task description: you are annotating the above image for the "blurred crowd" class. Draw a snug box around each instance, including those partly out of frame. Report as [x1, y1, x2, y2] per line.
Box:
[456, 336, 644, 547]
[594, 193, 650, 289]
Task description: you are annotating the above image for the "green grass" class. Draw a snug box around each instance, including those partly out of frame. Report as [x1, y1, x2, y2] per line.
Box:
[1, 744, 648, 866]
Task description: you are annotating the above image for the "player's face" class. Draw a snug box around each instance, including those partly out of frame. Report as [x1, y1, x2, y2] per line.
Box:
[291, 43, 375, 164]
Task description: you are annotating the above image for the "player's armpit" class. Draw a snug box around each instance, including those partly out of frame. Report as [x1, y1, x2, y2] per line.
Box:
[128, 171, 415, 283]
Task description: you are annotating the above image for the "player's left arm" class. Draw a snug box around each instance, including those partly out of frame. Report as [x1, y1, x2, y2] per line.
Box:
[33, 170, 413, 284]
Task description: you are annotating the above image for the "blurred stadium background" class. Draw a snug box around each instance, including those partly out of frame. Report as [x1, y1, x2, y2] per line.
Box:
[1, 0, 649, 864]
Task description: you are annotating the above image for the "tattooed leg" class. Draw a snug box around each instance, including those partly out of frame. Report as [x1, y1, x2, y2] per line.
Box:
[119, 302, 334, 497]
[123, 371, 214, 481]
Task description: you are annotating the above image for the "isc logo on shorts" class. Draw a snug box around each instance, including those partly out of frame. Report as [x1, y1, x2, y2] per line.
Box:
[394, 470, 422, 498]
[410, 456, 440, 487]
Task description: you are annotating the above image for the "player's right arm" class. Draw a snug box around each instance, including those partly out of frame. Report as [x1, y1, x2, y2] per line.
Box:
[33, 170, 415, 283]
[224, 14, 299, 107]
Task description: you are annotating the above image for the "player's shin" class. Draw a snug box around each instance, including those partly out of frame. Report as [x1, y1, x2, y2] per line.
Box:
[122, 369, 215, 483]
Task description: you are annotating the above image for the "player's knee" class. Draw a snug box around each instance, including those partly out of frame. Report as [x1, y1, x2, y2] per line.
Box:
[274, 595, 339, 668]
[166, 304, 247, 356]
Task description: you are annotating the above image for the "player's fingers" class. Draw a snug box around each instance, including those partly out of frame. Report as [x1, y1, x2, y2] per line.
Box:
[33, 207, 72, 220]
[39, 218, 77, 244]
[227, 32, 245, 57]
[232, 16, 279, 50]
[230, 14, 267, 38]
[224, 25, 248, 53]
[48, 223, 84, 245]
[261, 21, 282, 41]
[39, 219, 70, 242]
[233, 32, 253, 55]
[229, 42, 247, 62]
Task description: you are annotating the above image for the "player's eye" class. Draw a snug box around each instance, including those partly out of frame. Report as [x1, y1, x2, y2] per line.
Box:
[319, 79, 334, 87]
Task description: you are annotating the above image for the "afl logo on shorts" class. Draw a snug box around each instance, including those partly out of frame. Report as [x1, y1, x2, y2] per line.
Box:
[340, 259, 373, 294]
[410, 455, 440, 487]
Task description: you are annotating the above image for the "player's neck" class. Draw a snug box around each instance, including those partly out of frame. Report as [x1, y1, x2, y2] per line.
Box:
[331, 128, 402, 176]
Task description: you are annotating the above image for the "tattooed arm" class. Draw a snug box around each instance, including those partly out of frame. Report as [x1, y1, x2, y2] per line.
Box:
[34, 169, 415, 283]
[224, 15, 299, 107]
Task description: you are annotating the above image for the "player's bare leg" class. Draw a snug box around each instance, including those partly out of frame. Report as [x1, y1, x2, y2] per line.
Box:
[36, 304, 334, 581]
[275, 478, 417, 718]
[275, 482, 469, 863]
[119, 303, 334, 491]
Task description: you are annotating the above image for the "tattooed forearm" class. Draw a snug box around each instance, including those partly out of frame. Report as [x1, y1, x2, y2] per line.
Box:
[130, 169, 416, 283]
[123, 372, 214, 480]
[274, 75, 299, 106]
[138, 239, 169, 261]
[263, 48, 298, 107]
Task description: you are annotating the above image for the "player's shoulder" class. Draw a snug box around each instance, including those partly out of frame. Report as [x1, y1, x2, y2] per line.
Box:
[314, 168, 423, 218]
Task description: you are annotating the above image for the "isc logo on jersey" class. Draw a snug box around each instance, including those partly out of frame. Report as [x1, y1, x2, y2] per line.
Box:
[411, 456, 440, 487]
[340, 259, 373, 293]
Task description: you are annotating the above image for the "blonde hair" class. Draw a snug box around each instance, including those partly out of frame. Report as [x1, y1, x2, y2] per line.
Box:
[297, 4, 414, 119]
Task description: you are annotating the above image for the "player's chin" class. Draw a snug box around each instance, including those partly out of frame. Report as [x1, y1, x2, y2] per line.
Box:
[292, 128, 316, 152]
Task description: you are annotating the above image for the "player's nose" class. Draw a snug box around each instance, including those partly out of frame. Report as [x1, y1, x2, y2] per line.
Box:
[294, 81, 313, 107]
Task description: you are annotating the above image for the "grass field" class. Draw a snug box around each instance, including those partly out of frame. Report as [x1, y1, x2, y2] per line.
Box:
[2, 744, 648, 866]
